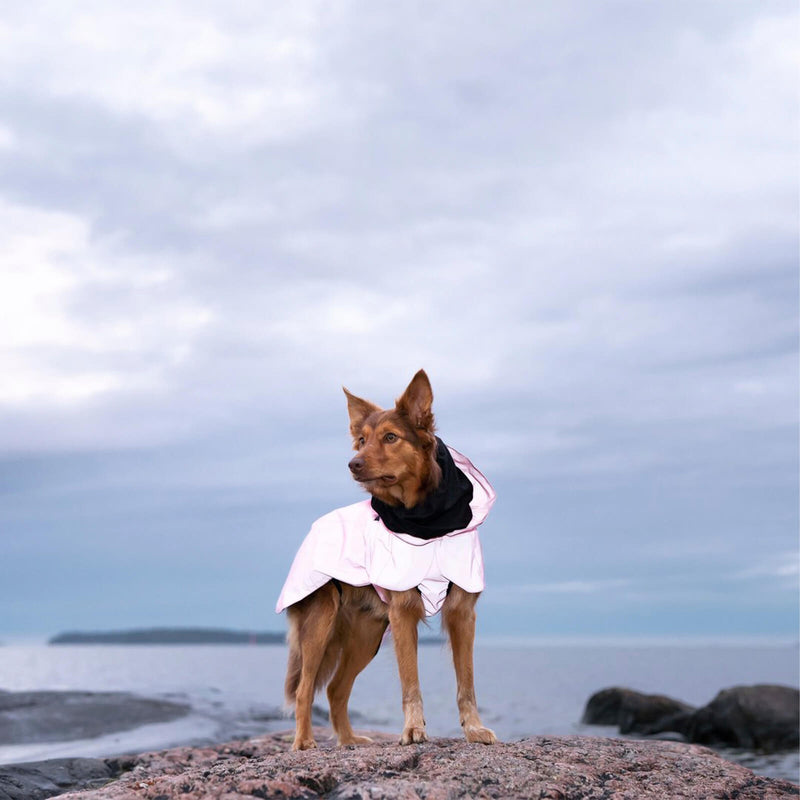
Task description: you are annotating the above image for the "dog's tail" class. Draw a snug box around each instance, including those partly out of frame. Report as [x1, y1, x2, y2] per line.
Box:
[283, 614, 303, 706]
[284, 593, 343, 709]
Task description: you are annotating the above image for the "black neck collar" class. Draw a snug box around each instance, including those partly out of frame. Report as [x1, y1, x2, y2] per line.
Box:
[371, 438, 474, 540]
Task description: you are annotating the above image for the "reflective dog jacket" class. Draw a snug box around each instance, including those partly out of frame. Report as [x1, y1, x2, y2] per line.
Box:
[275, 447, 495, 617]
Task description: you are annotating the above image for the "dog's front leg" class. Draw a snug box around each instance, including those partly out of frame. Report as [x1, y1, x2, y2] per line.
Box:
[442, 585, 497, 744]
[387, 589, 427, 744]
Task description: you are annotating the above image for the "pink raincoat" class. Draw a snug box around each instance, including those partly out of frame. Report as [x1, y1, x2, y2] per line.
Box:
[276, 447, 495, 617]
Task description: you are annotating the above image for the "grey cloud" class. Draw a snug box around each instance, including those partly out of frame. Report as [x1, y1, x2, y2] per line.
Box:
[0, 1, 796, 638]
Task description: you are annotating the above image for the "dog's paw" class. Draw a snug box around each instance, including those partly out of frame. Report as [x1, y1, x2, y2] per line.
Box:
[399, 726, 428, 745]
[339, 734, 374, 746]
[292, 737, 318, 751]
[464, 725, 497, 744]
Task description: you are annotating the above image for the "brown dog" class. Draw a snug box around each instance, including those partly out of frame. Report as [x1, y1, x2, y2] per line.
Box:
[278, 370, 496, 749]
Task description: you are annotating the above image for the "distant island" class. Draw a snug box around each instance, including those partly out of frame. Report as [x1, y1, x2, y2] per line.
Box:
[48, 627, 446, 646]
[48, 627, 286, 645]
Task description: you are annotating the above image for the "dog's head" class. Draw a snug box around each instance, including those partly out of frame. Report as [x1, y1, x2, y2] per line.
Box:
[343, 369, 442, 509]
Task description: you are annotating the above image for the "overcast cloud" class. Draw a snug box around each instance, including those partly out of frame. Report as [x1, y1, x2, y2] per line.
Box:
[0, 1, 797, 639]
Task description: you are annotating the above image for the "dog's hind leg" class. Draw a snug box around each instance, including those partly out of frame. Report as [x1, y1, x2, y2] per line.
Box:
[327, 610, 387, 745]
[288, 585, 340, 750]
[442, 585, 497, 744]
[386, 589, 427, 744]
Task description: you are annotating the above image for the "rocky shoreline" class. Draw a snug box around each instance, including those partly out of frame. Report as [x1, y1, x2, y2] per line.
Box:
[2, 684, 797, 798]
[0, 730, 795, 800]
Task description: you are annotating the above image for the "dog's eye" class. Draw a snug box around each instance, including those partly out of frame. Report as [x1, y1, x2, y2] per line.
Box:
[357, 436, 365, 447]
[384, 432, 398, 443]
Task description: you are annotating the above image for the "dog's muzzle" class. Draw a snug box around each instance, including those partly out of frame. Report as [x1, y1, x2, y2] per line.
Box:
[348, 456, 365, 475]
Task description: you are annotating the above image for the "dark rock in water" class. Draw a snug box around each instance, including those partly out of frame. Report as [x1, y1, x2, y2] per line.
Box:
[0, 690, 189, 744]
[686, 685, 800, 751]
[582, 686, 695, 735]
[583, 684, 800, 753]
[0, 757, 125, 800]
[36, 731, 800, 799]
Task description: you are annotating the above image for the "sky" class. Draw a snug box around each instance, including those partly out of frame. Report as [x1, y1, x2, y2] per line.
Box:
[0, 1, 797, 641]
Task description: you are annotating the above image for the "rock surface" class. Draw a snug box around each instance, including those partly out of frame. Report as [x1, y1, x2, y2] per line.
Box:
[0, 757, 124, 800]
[34, 730, 798, 800]
[583, 685, 800, 752]
[0, 690, 190, 744]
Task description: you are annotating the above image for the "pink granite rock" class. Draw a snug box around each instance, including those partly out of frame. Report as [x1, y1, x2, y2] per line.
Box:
[57, 730, 798, 800]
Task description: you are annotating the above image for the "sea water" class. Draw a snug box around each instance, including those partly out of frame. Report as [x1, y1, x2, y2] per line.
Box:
[0, 640, 797, 782]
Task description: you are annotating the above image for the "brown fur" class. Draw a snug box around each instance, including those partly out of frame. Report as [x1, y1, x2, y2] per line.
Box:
[284, 370, 496, 750]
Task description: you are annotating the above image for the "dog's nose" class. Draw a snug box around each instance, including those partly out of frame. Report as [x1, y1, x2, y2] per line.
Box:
[348, 457, 365, 474]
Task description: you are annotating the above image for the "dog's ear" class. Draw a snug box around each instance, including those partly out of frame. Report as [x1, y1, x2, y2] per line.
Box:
[396, 369, 435, 431]
[343, 388, 381, 437]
